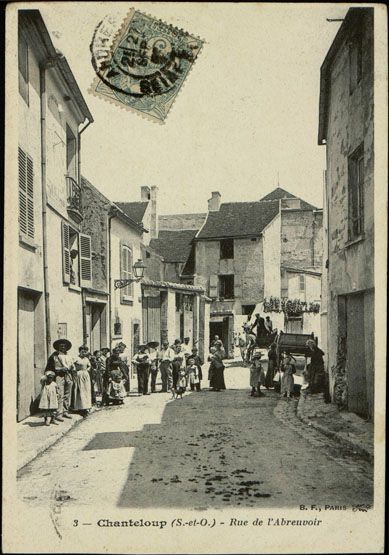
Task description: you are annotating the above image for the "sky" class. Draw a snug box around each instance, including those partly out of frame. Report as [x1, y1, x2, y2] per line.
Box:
[37, 2, 349, 215]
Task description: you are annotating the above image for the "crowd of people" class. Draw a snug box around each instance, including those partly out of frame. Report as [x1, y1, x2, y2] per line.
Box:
[38, 335, 229, 425]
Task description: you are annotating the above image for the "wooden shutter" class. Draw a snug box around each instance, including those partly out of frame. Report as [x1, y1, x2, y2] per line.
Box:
[209, 275, 218, 298]
[18, 147, 34, 238]
[62, 221, 71, 284]
[120, 243, 133, 300]
[80, 233, 92, 288]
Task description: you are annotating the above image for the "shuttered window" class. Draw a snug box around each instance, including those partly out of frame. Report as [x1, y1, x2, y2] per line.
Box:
[18, 147, 34, 239]
[209, 275, 218, 298]
[62, 221, 71, 284]
[121, 244, 133, 300]
[80, 233, 92, 288]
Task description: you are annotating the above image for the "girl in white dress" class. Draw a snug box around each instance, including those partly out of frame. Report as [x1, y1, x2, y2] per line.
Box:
[72, 346, 92, 416]
[39, 371, 59, 425]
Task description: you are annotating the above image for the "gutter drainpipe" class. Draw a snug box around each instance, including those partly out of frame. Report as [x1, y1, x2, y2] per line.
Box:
[40, 65, 51, 358]
[78, 118, 92, 347]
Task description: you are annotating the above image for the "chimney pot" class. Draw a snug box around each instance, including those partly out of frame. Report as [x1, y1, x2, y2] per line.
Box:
[208, 191, 221, 212]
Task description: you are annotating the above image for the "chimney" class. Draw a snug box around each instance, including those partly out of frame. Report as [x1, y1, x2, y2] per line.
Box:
[141, 186, 151, 201]
[208, 191, 221, 212]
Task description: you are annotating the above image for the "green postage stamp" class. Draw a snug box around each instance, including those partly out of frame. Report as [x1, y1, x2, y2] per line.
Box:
[90, 10, 203, 122]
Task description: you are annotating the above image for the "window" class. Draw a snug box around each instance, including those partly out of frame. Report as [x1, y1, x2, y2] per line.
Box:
[176, 293, 182, 312]
[18, 147, 34, 239]
[348, 145, 364, 240]
[220, 238, 234, 259]
[121, 245, 133, 298]
[219, 275, 234, 299]
[18, 27, 29, 104]
[242, 304, 255, 317]
[62, 221, 92, 288]
[146, 250, 151, 258]
[299, 274, 305, 292]
[350, 32, 363, 94]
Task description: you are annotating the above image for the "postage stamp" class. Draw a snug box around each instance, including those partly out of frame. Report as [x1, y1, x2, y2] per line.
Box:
[90, 10, 203, 122]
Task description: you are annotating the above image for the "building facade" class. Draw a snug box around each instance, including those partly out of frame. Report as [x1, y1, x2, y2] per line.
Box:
[17, 10, 93, 420]
[318, 8, 374, 419]
[192, 189, 323, 356]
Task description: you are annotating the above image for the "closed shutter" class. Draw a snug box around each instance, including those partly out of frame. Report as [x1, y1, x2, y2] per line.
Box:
[80, 233, 92, 288]
[120, 243, 133, 300]
[209, 275, 218, 298]
[62, 221, 70, 284]
[18, 147, 34, 238]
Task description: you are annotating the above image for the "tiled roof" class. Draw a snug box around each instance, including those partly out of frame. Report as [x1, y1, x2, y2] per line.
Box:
[196, 200, 280, 240]
[115, 201, 148, 224]
[260, 187, 317, 210]
[149, 229, 198, 263]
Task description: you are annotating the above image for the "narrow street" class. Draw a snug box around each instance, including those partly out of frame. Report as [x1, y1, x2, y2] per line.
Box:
[18, 363, 373, 511]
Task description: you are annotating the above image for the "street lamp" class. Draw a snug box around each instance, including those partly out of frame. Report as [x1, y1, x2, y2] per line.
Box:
[114, 259, 146, 290]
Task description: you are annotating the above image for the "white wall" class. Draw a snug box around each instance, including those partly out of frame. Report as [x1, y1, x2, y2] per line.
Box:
[110, 217, 143, 354]
[263, 213, 281, 298]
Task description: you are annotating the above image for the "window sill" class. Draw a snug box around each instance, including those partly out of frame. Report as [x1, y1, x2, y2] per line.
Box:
[19, 233, 39, 251]
[120, 296, 134, 306]
[345, 234, 365, 248]
[69, 284, 81, 292]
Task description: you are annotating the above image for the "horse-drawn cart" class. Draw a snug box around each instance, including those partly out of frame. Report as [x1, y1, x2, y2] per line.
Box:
[275, 330, 317, 365]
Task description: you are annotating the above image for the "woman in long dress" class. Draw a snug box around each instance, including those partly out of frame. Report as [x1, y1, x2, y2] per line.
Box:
[72, 346, 92, 416]
[209, 350, 226, 391]
[306, 339, 326, 393]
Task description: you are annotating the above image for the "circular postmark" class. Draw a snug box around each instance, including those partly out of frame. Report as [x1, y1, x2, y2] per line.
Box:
[91, 11, 202, 100]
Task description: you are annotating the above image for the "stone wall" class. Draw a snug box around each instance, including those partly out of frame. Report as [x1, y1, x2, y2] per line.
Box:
[323, 10, 374, 419]
[281, 210, 323, 270]
[81, 178, 110, 292]
[194, 237, 264, 314]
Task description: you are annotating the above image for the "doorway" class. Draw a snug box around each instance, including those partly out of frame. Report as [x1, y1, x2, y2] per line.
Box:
[210, 317, 231, 356]
[17, 291, 36, 421]
[86, 303, 107, 353]
[345, 293, 367, 417]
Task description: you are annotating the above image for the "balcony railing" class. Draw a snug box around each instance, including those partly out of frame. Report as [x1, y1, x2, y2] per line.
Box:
[66, 176, 82, 222]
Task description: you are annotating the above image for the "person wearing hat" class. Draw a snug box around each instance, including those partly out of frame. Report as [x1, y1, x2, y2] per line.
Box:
[158, 339, 175, 392]
[249, 351, 266, 397]
[181, 337, 192, 362]
[132, 345, 151, 395]
[116, 342, 130, 394]
[45, 339, 74, 421]
[147, 342, 160, 393]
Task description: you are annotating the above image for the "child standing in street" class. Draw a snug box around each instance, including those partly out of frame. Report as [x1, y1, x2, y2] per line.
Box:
[249, 351, 266, 397]
[280, 355, 296, 400]
[186, 357, 200, 391]
[39, 371, 59, 426]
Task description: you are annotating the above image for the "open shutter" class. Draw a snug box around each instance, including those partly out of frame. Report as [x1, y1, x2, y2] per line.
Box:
[18, 148, 28, 236]
[120, 240, 125, 302]
[234, 274, 242, 299]
[26, 156, 34, 238]
[209, 275, 218, 298]
[80, 233, 92, 288]
[62, 221, 70, 283]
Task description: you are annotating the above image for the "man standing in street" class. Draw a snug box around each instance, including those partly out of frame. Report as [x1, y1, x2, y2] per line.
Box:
[132, 345, 151, 395]
[45, 339, 74, 421]
[158, 339, 175, 392]
[181, 337, 192, 363]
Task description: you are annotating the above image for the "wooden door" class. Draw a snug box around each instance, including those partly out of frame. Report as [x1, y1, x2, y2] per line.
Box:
[346, 294, 367, 417]
[17, 292, 35, 421]
[286, 317, 303, 334]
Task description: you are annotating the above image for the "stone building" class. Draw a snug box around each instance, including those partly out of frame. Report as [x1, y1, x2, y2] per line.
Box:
[192, 188, 323, 356]
[318, 8, 374, 419]
[16, 10, 93, 420]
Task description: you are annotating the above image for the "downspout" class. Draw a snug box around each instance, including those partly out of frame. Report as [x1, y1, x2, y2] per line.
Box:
[78, 119, 92, 347]
[107, 210, 115, 351]
[40, 65, 51, 358]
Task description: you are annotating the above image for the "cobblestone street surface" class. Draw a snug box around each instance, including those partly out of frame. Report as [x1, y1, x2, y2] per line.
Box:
[18, 364, 373, 510]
